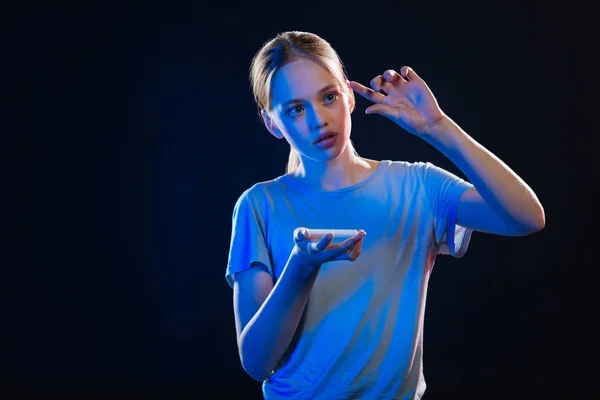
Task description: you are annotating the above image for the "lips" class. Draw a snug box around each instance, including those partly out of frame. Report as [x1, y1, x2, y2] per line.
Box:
[314, 132, 337, 144]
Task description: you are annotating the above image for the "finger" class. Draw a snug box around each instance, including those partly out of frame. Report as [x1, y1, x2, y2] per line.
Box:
[349, 81, 385, 104]
[383, 69, 406, 85]
[381, 81, 396, 94]
[311, 232, 334, 253]
[348, 242, 363, 261]
[401, 66, 421, 82]
[332, 243, 362, 262]
[370, 76, 386, 92]
[337, 230, 366, 252]
[365, 103, 398, 118]
[331, 252, 353, 262]
[348, 237, 365, 260]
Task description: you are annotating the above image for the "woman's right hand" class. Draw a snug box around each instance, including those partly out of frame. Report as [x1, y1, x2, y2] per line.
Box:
[290, 227, 366, 269]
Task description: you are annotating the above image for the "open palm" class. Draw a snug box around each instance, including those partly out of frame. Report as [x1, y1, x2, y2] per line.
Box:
[350, 67, 445, 136]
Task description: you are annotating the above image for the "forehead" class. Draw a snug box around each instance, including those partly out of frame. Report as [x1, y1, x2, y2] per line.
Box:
[271, 58, 337, 105]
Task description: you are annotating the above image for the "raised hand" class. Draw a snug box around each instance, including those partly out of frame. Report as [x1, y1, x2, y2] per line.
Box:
[291, 227, 366, 268]
[350, 66, 446, 136]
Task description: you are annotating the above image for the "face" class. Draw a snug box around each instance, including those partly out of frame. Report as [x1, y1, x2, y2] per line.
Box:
[264, 58, 353, 163]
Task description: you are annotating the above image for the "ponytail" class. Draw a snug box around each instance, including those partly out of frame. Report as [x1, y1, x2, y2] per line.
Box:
[286, 148, 301, 174]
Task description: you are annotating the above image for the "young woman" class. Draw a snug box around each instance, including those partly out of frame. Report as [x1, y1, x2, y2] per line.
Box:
[226, 31, 545, 399]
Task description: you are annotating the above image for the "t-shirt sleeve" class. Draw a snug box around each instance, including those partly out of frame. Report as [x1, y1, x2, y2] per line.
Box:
[225, 189, 273, 288]
[420, 162, 475, 257]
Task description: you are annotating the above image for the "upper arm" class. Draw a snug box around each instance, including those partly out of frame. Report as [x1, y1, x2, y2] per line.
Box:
[232, 263, 274, 344]
[457, 187, 522, 236]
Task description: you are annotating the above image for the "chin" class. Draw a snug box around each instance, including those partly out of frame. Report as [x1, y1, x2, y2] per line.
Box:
[321, 137, 350, 161]
[330, 145, 347, 160]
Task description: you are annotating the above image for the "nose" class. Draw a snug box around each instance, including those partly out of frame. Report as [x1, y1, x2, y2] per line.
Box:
[309, 104, 328, 131]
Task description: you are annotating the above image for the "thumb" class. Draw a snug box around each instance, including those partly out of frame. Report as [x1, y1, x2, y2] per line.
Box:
[294, 227, 308, 242]
[365, 103, 397, 118]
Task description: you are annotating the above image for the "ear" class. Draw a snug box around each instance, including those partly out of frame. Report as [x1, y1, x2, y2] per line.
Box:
[261, 110, 284, 139]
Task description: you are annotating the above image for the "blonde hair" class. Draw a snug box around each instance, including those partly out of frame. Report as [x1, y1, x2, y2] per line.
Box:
[249, 31, 358, 174]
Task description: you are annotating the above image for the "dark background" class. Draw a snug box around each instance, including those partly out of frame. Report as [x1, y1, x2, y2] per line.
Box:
[3, 1, 594, 399]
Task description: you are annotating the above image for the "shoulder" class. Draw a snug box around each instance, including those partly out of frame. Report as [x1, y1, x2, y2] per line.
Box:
[377, 160, 460, 193]
[233, 176, 286, 210]
[376, 159, 435, 179]
[388, 159, 453, 176]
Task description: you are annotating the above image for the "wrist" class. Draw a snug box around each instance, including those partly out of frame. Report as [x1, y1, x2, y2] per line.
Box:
[421, 115, 466, 150]
[287, 249, 321, 280]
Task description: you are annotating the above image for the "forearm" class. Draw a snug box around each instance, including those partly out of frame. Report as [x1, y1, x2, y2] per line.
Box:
[423, 116, 545, 232]
[238, 254, 319, 381]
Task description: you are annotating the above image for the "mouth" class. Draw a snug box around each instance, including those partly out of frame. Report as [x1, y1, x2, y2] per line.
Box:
[314, 132, 337, 144]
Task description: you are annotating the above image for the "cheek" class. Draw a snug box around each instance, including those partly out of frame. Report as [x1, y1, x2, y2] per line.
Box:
[276, 115, 299, 133]
[337, 103, 352, 125]
[284, 118, 307, 135]
[338, 95, 353, 116]
[280, 119, 309, 145]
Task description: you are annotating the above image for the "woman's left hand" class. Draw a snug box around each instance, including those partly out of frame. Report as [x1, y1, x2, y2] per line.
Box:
[350, 66, 446, 137]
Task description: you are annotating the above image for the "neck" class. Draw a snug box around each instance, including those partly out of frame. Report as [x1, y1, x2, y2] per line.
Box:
[291, 145, 374, 191]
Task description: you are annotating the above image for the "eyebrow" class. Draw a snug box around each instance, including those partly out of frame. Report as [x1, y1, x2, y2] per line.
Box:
[281, 83, 338, 108]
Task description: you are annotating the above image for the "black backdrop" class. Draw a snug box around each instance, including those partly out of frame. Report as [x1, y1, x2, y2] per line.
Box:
[3, 1, 594, 399]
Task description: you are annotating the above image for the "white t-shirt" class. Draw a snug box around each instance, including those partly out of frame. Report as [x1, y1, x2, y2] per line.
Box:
[226, 160, 474, 399]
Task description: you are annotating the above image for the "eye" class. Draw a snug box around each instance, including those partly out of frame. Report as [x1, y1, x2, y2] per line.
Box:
[324, 92, 338, 103]
[288, 105, 305, 116]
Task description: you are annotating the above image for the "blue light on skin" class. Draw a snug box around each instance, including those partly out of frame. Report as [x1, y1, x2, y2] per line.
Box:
[260, 58, 379, 191]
